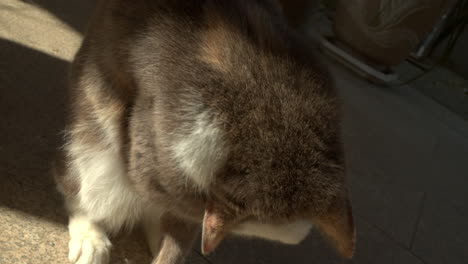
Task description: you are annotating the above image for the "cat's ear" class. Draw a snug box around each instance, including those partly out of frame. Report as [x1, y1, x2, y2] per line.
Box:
[313, 196, 355, 259]
[201, 204, 228, 255]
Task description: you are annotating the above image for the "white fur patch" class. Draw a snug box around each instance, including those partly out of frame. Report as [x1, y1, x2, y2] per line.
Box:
[68, 143, 143, 232]
[68, 215, 112, 264]
[171, 111, 227, 191]
[232, 220, 313, 244]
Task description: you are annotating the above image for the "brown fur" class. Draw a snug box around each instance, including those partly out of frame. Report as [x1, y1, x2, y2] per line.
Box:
[56, 0, 354, 262]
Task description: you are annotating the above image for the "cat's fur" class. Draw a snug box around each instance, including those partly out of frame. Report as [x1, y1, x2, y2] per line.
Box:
[55, 0, 355, 263]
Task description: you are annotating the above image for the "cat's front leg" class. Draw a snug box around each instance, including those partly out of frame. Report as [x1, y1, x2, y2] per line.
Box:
[151, 214, 198, 264]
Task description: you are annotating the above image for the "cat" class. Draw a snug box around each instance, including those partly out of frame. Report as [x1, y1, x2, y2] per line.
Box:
[54, 0, 355, 263]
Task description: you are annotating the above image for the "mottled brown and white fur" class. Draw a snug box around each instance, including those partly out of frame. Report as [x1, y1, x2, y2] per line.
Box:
[55, 0, 355, 263]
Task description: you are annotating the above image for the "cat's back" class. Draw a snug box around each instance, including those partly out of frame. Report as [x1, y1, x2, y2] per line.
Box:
[125, 0, 340, 197]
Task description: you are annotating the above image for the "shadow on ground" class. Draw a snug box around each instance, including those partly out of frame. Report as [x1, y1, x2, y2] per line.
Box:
[0, 0, 96, 224]
[0, 0, 94, 226]
[0, 39, 70, 224]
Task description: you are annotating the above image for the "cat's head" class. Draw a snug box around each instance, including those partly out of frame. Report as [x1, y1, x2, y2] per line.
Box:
[197, 95, 355, 258]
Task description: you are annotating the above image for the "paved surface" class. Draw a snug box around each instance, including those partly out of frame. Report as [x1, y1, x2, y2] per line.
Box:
[1, 1, 467, 263]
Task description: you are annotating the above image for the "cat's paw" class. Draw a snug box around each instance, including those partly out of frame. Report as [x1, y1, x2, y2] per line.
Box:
[68, 216, 112, 264]
[68, 234, 112, 264]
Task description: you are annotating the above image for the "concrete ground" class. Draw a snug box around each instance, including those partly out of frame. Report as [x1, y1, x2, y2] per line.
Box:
[1, 0, 467, 263]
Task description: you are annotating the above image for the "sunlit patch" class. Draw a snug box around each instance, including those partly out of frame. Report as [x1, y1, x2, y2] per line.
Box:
[232, 220, 313, 244]
[0, 206, 72, 262]
[0, 0, 82, 61]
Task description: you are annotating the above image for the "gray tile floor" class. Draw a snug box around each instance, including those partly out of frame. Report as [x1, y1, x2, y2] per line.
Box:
[1, 1, 467, 263]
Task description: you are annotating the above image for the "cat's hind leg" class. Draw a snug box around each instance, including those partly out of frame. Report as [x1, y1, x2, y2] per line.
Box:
[142, 208, 164, 257]
[151, 214, 198, 264]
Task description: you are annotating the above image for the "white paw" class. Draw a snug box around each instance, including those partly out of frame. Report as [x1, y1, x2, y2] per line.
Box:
[68, 234, 112, 264]
[68, 216, 112, 264]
